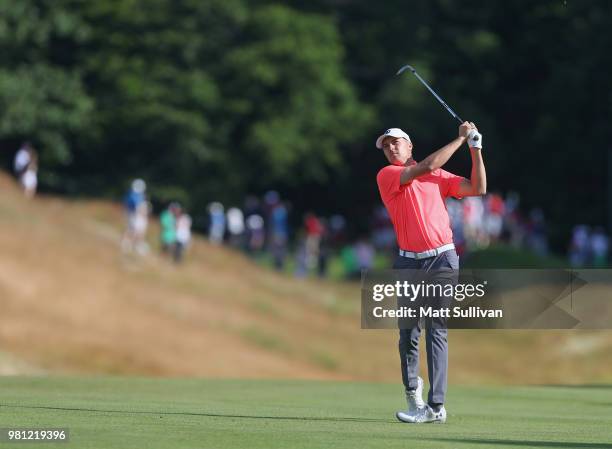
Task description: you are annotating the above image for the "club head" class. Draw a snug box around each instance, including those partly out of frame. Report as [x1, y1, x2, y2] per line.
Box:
[396, 64, 416, 76]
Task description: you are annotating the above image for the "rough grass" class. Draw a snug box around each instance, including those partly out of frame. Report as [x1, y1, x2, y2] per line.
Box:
[1, 172, 612, 385]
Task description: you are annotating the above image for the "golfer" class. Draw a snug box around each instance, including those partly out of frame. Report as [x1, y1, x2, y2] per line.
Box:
[375, 122, 486, 423]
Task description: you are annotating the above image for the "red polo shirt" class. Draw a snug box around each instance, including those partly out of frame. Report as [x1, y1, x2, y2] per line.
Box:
[376, 162, 465, 252]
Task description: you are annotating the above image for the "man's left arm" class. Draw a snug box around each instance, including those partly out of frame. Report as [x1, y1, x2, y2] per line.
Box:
[456, 129, 487, 197]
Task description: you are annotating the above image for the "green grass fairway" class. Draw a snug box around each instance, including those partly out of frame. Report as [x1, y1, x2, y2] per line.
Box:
[1, 377, 611, 449]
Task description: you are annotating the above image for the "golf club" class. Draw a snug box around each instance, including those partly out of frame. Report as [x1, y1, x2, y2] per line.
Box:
[397, 64, 479, 141]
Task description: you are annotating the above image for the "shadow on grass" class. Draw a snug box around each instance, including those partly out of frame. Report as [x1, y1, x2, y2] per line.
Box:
[0, 403, 391, 423]
[539, 384, 612, 389]
[429, 438, 610, 448]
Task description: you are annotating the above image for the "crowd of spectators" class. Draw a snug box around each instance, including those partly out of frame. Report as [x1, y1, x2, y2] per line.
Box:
[12, 136, 606, 271]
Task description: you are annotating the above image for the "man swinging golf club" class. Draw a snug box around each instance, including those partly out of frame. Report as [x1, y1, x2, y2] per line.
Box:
[375, 121, 486, 423]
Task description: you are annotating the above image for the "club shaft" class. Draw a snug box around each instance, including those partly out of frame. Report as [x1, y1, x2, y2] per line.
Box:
[411, 72, 463, 123]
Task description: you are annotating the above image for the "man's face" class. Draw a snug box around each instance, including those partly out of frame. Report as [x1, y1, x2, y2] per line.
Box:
[382, 136, 412, 165]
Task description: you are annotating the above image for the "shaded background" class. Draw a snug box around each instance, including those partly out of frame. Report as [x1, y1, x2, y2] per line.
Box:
[1, 0, 610, 249]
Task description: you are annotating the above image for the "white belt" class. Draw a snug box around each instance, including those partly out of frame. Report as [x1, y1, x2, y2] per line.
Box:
[398, 243, 455, 260]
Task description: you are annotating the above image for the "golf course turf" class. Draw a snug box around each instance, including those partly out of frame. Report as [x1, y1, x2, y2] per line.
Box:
[1, 377, 611, 448]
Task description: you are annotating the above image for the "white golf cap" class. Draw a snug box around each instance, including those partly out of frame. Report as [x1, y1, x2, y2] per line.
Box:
[375, 128, 411, 149]
[132, 178, 146, 193]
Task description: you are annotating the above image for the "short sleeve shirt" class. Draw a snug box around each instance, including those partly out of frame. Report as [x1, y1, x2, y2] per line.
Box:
[376, 162, 466, 252]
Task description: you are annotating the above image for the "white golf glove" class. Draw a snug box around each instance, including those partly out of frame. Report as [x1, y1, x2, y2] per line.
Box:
[467, 130, 482, 149]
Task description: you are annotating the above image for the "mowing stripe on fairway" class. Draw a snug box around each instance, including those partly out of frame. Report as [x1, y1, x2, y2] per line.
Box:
[0, 403, 391, 423]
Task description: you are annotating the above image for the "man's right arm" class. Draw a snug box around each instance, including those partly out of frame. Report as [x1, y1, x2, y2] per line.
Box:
[399, 121, 473, 185]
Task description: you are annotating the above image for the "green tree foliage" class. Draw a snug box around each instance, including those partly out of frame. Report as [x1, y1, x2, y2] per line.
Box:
[218, 5, 371, 188]
[0, 0, 93, 178]
[70, 0, 367, 207]
[1, 0, 368, 207]
[70, 0, 242, 202]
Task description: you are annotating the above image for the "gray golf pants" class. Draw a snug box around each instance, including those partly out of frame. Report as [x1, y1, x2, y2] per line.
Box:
[393, 249, 459, 405]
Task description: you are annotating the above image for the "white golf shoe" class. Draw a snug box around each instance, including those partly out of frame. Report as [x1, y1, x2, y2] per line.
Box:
[398, 404, 447, 424]
[395, 376, 425, 422]
[415, 404, 446, 423]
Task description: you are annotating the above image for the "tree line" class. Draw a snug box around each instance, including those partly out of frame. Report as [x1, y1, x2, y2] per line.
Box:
[1, 0, 610, 250]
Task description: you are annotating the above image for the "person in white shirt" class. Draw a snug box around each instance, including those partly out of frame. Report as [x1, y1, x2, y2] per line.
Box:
[14, 142, 38, 198]
[14, 143, 31, 177]
[174, 213, 192, 263]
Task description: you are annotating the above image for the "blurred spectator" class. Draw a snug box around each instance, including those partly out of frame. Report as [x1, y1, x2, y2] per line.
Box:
[504, 191, 525, 248]
[569, 225, 590, 267]
[226, 207, 245, 248]
[590, 227, 609, 268]
[14, 143, 38, 198]
[21, 151, 38, 199]
[329, 214, 347, 248]
[340, 245, 359, 279]
[160, 202, 179, 255]
[463, 197, 487, 249]
[263, 190, 280, 222]
[208, 202, 226, 244]
[526, 208, 548, 257]
[294, 233, 309, 278]
[355, 238, 375, 271]
[317, 218, 330, 277]
[371, 206, 395, 252]
[132, 201, 151, 255]
[485, 193, 505, 243]
[175, 212, 192, 263]
[121, 179, 148, 254]
[304, 212, 324, 269]
[505, 191, 520, 215]
[13, 142, 32, 179]
[270, 202, 289, 270]
[246, 214, 265, 254]
[124, 179, 146, 212]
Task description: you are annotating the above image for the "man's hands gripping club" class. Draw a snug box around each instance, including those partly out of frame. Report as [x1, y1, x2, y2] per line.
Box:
[459, 122, 482, 149]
